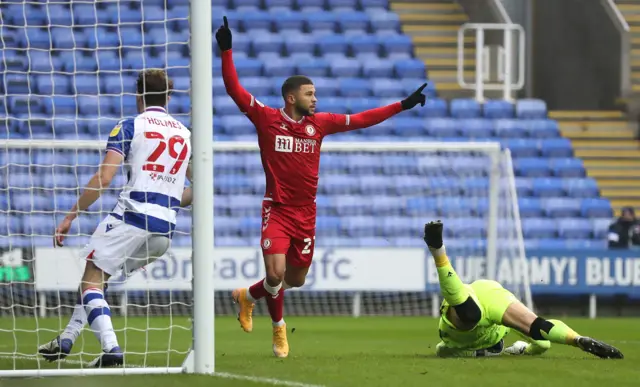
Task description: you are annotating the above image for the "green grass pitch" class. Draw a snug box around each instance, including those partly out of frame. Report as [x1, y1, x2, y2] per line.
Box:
[0, 316, 639, 387]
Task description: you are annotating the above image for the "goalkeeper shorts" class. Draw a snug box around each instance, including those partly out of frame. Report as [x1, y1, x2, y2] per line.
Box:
[81, 214, 171, 277]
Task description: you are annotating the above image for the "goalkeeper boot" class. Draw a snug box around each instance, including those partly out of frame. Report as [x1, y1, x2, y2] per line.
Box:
[272, 323, 289, 358]
[576, 336, 624, 359]
[232, 288, 255, 333]
[423, 220, 444, 249]
[38, 336, 73, 362]
[88, 346, 124, 368]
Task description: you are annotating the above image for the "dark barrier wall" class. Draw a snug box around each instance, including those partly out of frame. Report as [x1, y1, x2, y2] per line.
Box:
[532, 0, 621, 110]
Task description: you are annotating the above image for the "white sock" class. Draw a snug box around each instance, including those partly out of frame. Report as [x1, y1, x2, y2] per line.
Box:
[272, 319, 285, 327]
[82, 288, 118, 352]
[263, 278, 282, 297]
[60, 296, 87, 343]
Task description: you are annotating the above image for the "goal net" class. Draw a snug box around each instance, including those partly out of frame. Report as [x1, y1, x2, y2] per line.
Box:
[0, 137, 531, 375]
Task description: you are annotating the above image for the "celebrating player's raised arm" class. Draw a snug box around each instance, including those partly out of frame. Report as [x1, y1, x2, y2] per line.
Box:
[217, 16, 265, 123]
[319, 83, 428, 135]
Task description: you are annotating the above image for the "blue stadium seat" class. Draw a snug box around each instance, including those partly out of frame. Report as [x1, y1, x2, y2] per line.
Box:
[460, 119, 492, 138]
[329, 58, 361, 78]
[558, 218, 592, 239]
[333, 195, 368, 215]
[531, 178, 564, 197]
[539, 138, 572, 157]
[550, 158, 584, 177]
[543, 197, 581, 217]
[348, 34, 381, 55]
[483, 100, 514, 119]
[297, 58, 331, 77]
[272, 12, 305, 32]
[284, 34, 315, 55]
[264, 58, 295, 77]
[518, 198, 543, 217]
[242, 77, 272, 96]
[425, 118, 457, 137]
[74, 75, 101, 95]
[381, 34, 412, 55]
[592, 218, 612, 239]
[394, 59, 425, 79]
[220, 116, 254, 135]
[563, 178, 599, 198]
[516, 99, 547, 119]
[321, 174, 359, 194]
[305, 12, 338, 32]
[421, 98, 448, 118]
[494, 119, 526, 138]
[0, 215, 23, 237]
[372, 79, 404, 98]
[522, 218, 557, 239]
[339, 78, 371, 97]
[317, 34, 350, 55]
[5, 74, 31, 95]
[317, 97, 349, 114]
[581, 198, 612, 218]
[363, 60, 394, 78]
[9, 96, 43, 116]
[337, 12, 369, 32]
[368, 10, 400, 32]
[503, 139, 539, 158]
[317, 216, 342, 236]
[523, 119, 559, 138]
[52, 28, 80, 50]
[450, 98, 481, 119]
[514, 158, 550, 177]
[391, 117, 426, 136]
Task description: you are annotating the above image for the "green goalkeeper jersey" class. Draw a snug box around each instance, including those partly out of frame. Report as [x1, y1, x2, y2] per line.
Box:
[437, 281, 512, 351]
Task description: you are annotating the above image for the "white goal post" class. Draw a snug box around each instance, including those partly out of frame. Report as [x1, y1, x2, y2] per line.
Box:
[0, 138, 532, 377]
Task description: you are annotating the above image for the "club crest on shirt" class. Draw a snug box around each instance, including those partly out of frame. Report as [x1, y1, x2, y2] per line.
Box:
[305, 125, 316, 136]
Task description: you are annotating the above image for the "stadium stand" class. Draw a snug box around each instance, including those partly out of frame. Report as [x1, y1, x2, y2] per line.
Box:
[0, 0, 612, 251]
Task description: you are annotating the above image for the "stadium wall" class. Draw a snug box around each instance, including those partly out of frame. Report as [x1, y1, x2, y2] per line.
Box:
[1, 247, 639, 318]
[531, 0, 622, 110]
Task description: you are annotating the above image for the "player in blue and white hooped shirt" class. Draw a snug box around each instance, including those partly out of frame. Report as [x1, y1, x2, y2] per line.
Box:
[38, 69, 193, 368]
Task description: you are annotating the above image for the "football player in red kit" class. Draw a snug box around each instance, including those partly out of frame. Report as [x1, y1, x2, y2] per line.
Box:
[216, 16, 427, 357]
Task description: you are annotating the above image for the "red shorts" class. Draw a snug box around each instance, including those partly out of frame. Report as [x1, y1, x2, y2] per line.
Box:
[260, 200, 317, 268]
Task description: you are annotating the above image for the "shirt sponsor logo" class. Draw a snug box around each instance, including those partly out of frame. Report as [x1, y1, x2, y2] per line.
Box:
[275, 135, 293, 152]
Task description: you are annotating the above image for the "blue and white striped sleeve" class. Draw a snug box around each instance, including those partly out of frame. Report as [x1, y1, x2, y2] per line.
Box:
[106, 118, 135, 158]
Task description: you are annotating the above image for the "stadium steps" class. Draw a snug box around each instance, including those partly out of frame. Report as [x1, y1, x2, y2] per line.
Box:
[392, 0, 475, 98]
[552, 109, 640, 215]
[614, 1, 640, 92]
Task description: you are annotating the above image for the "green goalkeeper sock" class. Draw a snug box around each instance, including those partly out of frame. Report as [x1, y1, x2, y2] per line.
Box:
[538, 319, 580, 346]
[430, 246, 469, 306]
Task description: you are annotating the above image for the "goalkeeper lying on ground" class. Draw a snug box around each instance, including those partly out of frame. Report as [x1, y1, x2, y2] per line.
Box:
[423, 220, 624, 359]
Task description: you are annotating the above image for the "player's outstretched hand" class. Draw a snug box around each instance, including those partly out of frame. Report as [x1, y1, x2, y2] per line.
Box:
[215, 16, 232, 52]
[423, 220, 443, 249]
[54, 216, 73, 247]
[400, 83, 427, 110]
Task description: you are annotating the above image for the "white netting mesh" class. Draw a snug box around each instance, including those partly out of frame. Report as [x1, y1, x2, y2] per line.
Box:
[0, 0, 192, 372]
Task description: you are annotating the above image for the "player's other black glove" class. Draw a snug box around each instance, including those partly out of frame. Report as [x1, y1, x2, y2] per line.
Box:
[215, 16, 232, 51]
[423, 220, 443, 249]
[400, 83, 427, 110]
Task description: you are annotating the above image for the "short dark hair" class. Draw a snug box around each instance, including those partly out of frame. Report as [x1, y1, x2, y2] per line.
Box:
[281, 75, 313, 99]
[136, 69, 174, 107]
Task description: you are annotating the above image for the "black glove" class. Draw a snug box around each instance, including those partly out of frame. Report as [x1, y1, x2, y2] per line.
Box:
[401, 83, 427, 110]
[215, 16, 232, 52]
[423, 220, 443, 249]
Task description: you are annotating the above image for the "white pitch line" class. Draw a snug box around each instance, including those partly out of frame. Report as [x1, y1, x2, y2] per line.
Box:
[0, 356, 326, 387]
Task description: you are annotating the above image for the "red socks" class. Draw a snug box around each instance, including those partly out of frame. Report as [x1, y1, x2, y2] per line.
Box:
[247, 278, 285, 324]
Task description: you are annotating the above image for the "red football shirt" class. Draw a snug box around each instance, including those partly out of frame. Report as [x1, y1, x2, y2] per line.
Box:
[221, 50, 403, 206]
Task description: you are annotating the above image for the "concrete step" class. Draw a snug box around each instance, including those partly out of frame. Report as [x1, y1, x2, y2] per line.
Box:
[402, 25, 461, 34]
[601, 188, 640, 197]
[597, 179, 640, 188]
[609, 198, 640, 209]
[416, 47, 475, 58]
[398, 13, 469, 25]
[576, 148, 640, 158]
[583, 159, 640, 168]
[570, 139, 640, 149]
[422, 58, 475, 68]
[391, 2, 462, 13]
[549, 110, 626, 120]
[411, 35, 475, 45]
[617, 3, 640, 13]
[561, 129, 636, 140]
[427, 69, 475, 82]
[588, 169, 640, 178]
